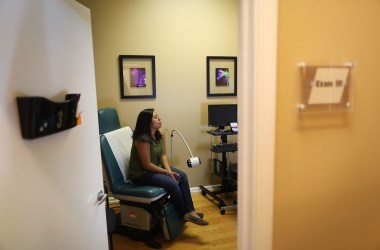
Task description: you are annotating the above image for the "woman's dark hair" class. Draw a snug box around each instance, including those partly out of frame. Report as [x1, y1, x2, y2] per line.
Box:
[132, 108, 162, 141]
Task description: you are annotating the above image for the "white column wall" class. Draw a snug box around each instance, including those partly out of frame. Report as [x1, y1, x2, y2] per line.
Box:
[238, 0, 278, 249]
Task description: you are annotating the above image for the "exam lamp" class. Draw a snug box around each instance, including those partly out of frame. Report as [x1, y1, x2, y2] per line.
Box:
[170, 129, 201, 168]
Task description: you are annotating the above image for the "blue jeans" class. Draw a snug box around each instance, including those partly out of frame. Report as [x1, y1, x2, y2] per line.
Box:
[133, 166, 195, 215]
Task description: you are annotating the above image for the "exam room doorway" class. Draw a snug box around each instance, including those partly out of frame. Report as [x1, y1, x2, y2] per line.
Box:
[77, 0, 278, 248]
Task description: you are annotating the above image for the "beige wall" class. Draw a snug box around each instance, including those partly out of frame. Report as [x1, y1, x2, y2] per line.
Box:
[275, 0, 380, 249]
[77, 0, 238, 187]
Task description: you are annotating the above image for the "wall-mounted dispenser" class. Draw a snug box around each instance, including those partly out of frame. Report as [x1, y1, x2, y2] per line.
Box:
[16, 94, 80, 139]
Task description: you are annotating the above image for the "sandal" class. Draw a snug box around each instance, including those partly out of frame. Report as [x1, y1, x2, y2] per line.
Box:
[184, 213, 209, 226]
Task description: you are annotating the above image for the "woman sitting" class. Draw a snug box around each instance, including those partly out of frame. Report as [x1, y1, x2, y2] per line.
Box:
[127, 108, 209, 226]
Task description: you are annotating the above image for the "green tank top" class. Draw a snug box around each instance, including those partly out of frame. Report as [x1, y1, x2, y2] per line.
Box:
[127, 134, 163, 181]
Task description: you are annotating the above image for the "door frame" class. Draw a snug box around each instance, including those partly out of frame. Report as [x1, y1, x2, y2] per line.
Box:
[238, 0, 278, 249]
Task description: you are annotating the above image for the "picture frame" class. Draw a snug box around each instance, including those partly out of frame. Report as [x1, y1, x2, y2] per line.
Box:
[207, 56, 237, 97]
[118, 55, 156, 99]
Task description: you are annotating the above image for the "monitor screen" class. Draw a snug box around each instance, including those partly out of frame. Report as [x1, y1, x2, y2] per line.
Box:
[208, 104, 238, 129]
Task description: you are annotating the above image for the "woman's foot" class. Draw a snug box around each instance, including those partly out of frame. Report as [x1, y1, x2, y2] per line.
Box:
[184, 212, 209, 226]
[188, 211, 204, 218]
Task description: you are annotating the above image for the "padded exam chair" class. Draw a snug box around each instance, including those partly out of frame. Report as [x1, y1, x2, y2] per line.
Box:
[98, 108, 185, 248]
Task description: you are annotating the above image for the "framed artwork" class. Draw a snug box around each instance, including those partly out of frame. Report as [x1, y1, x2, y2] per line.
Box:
[207, 56, 237, 97]
[118, 55, 156, 99]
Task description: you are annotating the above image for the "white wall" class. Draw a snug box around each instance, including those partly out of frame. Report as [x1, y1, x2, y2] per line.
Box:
[0, 1, 107, 249]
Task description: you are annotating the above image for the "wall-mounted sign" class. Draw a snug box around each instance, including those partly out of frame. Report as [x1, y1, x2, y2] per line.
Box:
[297, 63, 353, 112]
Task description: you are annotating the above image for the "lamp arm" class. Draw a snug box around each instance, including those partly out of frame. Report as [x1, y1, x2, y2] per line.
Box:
[170, 129, 201, 168]
[171, 129, 194, 163]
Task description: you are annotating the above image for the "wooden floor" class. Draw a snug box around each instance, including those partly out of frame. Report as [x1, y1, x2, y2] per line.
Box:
[110, 191, 237, 250]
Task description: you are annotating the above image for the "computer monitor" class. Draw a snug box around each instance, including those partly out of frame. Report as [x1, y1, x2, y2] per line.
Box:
[208, 104, 238, 130]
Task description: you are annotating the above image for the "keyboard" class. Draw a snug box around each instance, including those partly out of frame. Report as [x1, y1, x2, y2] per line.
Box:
[208, 130, 237, 136]
[212, 131, 226, 135]
[211, 143, 238, 153]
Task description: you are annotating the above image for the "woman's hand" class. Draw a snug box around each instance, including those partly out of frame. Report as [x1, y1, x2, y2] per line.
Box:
[173, 172, 181, 182]
[166, 171, 180, 183]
